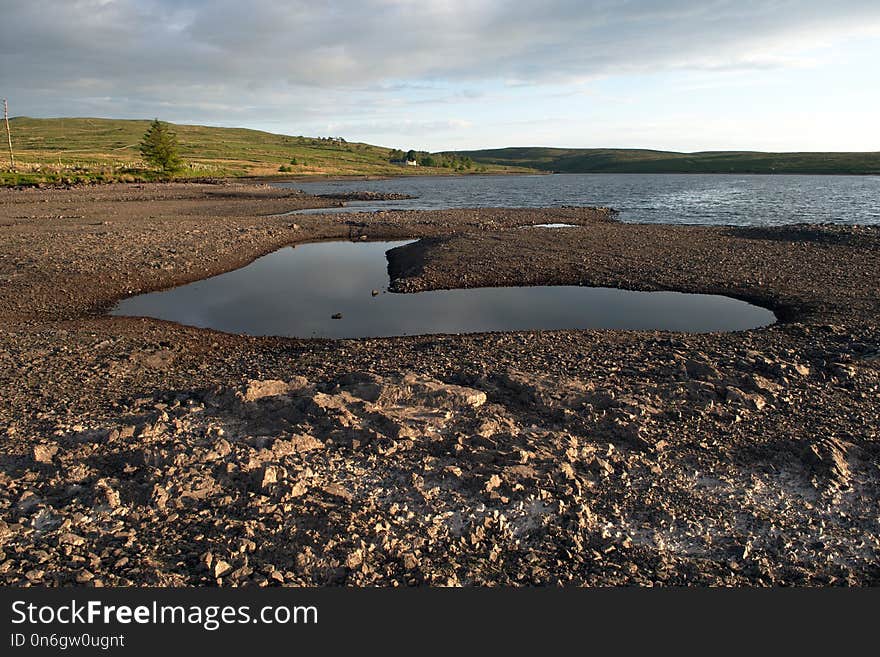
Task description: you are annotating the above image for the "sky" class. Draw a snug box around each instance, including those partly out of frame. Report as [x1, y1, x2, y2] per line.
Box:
[1, 0, 879, 152]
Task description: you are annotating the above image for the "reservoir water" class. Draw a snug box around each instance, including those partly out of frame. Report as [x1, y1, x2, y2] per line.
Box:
[111, 240, 776, 338]
[279, 173, 880, 226]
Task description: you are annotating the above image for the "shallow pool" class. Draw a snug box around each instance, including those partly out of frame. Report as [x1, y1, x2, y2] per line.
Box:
[111, 240, 776, 338]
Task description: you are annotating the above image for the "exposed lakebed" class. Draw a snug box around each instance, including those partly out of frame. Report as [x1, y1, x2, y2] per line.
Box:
[111, 240, 775, 338]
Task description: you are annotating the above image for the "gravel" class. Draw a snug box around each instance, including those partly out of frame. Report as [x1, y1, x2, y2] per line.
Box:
[0, 181, 878, 586]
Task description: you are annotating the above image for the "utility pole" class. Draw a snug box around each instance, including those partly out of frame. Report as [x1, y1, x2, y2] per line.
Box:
[3, 98, 14, 171]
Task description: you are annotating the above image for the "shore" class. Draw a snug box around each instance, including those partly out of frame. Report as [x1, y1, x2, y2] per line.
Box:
[0, 181, 878, 586]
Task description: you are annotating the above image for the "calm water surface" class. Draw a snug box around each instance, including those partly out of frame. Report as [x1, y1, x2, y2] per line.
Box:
[280, 173, 880, 225]
[112, 241, 776, 338]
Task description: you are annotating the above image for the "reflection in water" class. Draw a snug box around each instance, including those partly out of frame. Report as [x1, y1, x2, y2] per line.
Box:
[111, 241, 776, 338]
[520, 223, 579, 229]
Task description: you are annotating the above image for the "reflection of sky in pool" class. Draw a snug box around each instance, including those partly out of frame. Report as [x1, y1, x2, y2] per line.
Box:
[111, 240, 776, 339]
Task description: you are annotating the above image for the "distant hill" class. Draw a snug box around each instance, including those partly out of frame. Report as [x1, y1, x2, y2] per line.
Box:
[449, 146, 880, 175]
[0, 117, 526, 185]
[5, 119, 877, 185]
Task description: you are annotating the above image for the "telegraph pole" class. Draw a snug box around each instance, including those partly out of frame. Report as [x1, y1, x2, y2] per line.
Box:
[3, 98, 14, 171]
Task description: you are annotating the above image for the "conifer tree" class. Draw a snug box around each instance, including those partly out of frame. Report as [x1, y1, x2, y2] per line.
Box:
[139, 119, 182, 172]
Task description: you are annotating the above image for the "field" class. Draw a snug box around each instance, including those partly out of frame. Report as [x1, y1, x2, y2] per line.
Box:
[0, 117, 526, 186]
[453, 146, 880, 175]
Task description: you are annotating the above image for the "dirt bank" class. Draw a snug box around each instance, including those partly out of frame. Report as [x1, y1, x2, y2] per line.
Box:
[0, 182, 878, 586]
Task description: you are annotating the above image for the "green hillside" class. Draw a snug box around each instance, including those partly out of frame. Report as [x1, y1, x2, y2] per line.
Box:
[4, 118, 877, 185]
[451, 146, 880, 175]
[0, 117, 525, 185]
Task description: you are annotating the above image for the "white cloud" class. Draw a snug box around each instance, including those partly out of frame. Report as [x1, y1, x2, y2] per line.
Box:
[1, 1, 879, 149]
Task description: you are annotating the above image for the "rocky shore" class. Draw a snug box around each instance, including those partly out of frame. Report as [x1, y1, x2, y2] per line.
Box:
[316, 191, 416, 201]
[0, 181, 877, 586]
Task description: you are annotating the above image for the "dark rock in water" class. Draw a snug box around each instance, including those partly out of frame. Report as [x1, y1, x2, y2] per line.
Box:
[331, 313, 343, 319]
[371, 289, 380, 297]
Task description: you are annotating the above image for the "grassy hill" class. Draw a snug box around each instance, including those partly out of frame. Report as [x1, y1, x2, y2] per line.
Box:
[450, 147, 880, 175]
[4, 119, 877, 185]
[0, 117, 526, 185]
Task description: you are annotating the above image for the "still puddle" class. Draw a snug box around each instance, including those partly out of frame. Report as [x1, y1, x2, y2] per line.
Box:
[520, 223, 579, 229]
[111, 241, 776, 338]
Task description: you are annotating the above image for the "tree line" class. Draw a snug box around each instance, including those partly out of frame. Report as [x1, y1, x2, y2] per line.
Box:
[387, 148, 474, 170]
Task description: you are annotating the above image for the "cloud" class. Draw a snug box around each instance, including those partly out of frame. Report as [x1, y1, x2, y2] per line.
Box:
[327, 118, 473, 136]
[1, 1, 878, 146]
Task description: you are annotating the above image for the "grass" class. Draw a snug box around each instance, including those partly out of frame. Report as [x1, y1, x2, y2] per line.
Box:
[0, 117, 529, 186]
[6, 118, 875, 186]
[450, 147, 880, 175]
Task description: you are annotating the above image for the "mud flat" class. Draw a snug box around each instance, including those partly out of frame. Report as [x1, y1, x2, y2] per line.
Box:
[0, 182, 878, 586]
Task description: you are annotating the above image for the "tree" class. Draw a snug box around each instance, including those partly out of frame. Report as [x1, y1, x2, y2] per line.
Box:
[139, 119, 182, 172]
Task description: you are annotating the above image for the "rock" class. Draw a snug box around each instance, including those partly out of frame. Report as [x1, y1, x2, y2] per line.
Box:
[150, 485, 170, 510]
[31, 508, 61, 531]
[747, 374, 781, 394]
[398, 374, 487, 408]
[33, 443, 59, 464]
[484, 369, 593, 409]
[240, 379, 290, 402]
[204, 438, 232, 461]
[371, 289, 380, 297]
[76, 570, 94, 583]
[683, 358, 722, 381]
[725, 386, 766, 411]
[273, 434, 324, 454]
[337, 372, 384, 402]
[58, 532, 86, 547]
[260, 465, 284, 489]
[831, 363, 857, 380]
[485, 474, 503, 492]
[611, 419, 651, 450]
[95, 479, 121, 509]
[559, 463, 577, 480]
[331, 313, 343, 319]
[318, 191, 415, 201]
[588, 457, 614, 476]
[804, 437, 853, 490]
[321, 483, 353, 502]
[286, 481, 309, 498]
[213, 560, 233, 578]
[16, 491, 42, 514]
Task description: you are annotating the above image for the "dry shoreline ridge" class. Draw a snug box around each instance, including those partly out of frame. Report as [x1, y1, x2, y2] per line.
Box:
[0, 181, 878, 586]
